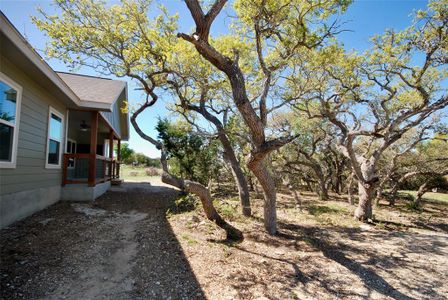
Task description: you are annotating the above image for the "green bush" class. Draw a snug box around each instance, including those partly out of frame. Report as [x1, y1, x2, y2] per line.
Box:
[170, 195, 198, 214]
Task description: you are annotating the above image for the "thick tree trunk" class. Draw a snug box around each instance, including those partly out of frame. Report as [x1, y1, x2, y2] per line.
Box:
[354, 181, 375, 221]
[178, 2, 302, 235]
[317, 177, 329, 201]
[248, 158, 277, 234]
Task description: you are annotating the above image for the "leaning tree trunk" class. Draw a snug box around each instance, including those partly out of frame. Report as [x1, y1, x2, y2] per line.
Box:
[131, 106, 243, 241]
[182, 99, 252, 217]
[162, 168, 243, 240]
[354, 181, 375, 221]
[414, 181, 429, 207]
[388, 171, 420, 206]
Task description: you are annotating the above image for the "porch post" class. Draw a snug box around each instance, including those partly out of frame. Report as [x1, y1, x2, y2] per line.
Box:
[88, 111, 98, 187]
[117, 139, 121, 178]
[109, 130, 114, 179]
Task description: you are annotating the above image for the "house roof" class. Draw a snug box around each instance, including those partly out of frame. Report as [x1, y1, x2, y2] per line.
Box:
[57, 72, 127, 110]
[0, 12, 129, 140]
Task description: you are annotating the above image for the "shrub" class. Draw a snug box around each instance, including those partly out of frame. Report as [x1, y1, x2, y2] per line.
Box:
[169, 195, 198, 214]
[145, 167, 160, 177]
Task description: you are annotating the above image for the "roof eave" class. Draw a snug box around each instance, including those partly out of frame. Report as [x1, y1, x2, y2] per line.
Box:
[0, 12, 81, 107]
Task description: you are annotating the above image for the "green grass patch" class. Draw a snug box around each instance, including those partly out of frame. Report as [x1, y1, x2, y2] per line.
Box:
[213, 200, 239, 221]
[181, 234, 197, 245]
[307, 204, 348, 216]
[399, 190, 448, 205]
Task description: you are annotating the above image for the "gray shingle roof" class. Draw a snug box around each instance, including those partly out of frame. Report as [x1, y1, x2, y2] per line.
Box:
[57, 72, 126, 106]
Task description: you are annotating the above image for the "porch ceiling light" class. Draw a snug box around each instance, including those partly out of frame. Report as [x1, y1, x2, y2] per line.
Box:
[80, 120, 90, 132]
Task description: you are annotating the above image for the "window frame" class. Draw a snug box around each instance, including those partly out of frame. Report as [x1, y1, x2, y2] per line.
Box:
[66, 138, 77, 169]
[45, 106, 65, 169]
[0, 72, 22, 169]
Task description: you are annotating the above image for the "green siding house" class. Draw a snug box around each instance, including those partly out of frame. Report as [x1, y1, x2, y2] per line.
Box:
[0, 12, 129, 228]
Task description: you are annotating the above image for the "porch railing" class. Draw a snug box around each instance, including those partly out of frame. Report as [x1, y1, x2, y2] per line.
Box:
[62, 153, 120, 186]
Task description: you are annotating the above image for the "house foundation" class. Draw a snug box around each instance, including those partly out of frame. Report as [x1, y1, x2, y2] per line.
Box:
[61, 181, 111, 202]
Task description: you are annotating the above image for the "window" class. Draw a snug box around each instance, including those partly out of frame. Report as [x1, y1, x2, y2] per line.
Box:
[66, 139, 76, 168]
[0, 72, 22, 168]
[46, 107, 64, 168]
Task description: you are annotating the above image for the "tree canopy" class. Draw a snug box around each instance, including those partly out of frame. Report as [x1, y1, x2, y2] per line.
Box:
[34, 0, 447, 236]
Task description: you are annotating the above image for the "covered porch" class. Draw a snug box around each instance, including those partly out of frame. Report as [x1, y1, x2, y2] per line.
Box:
[62, 110, 122, 188]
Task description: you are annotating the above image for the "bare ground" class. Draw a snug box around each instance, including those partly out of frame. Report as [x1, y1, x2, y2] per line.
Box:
[1, 181, 447, 300]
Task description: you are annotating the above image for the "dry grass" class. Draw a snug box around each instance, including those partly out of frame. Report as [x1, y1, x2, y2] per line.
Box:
[168, 189, 448, 299]
[1, 183, 447, 299]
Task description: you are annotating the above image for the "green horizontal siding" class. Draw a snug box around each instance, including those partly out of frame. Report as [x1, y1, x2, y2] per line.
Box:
[0, 54, 67, 196]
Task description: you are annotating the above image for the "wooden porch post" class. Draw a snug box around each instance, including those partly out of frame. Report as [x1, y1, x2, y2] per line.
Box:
[117, 139, 121, 178]
[109, 130, 114, 179]
[88, 111, 98, 187]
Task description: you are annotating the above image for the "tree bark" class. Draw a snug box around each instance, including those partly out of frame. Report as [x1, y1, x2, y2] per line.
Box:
[225, 152, 251, 216]
[354, 181, 375, 221]
[179, 0, 300, 234]
[317, 176, 329, 201]
[248, 157, 277, 234]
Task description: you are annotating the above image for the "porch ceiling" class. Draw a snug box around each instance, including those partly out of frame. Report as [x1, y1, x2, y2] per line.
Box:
[69, 111, 110, 135]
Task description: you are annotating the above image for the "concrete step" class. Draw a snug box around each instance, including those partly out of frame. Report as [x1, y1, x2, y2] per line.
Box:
[111, 178, 124, 186]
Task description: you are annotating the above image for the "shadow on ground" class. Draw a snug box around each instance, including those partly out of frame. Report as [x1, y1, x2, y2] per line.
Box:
[0, 182, 206, 300]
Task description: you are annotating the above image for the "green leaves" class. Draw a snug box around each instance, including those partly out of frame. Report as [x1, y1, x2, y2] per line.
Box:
[33, 0, 178, 80]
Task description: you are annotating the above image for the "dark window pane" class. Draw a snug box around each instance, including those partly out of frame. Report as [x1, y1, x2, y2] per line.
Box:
[0, 81, 17, 124]
[49, 113, 62, 140]
[0, 123, 13, 161]
[66, 141, 71, 153]
[48, 139, 60, 164]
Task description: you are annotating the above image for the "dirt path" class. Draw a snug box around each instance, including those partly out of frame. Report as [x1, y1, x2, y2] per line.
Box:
[49, 208, 147, 299]
[0, 182, 204, 300]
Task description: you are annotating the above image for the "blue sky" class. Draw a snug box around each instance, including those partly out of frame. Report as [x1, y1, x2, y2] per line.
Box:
[0, 0, 429, 158]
